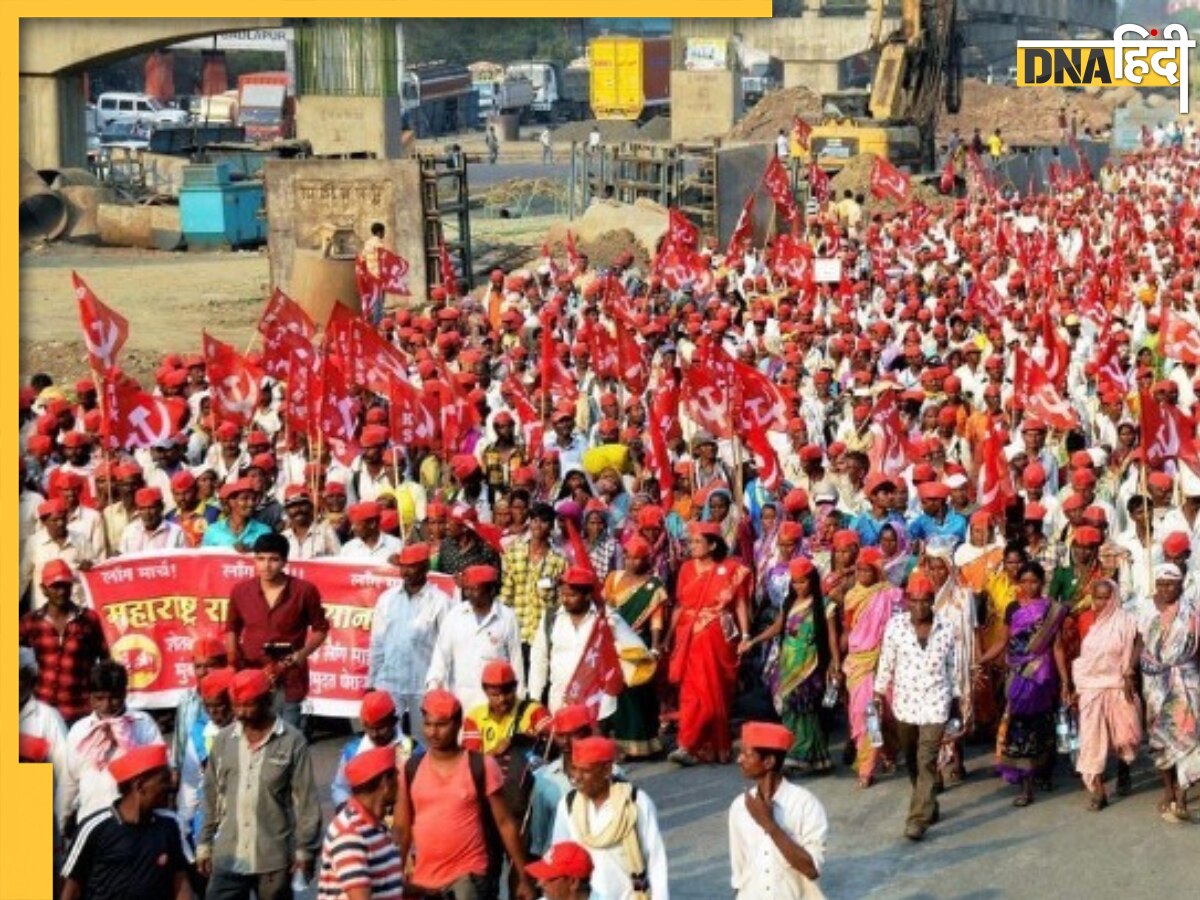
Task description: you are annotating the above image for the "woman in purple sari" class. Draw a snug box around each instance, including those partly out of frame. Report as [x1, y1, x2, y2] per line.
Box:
[977, 561, 1071, 807]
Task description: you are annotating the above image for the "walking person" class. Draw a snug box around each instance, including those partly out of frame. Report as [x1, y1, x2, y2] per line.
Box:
[197, 669, 323, 900]
[1069, 578, 1141, 811]
[873, 572, 963, 841]
[729, 722, 828, 900]
[540, 127, 553, 165]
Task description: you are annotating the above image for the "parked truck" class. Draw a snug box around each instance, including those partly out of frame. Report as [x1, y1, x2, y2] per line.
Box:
[237, 73, 294, 142]
[401, 62, 478, 138]
[474, 74, 535, 125]
[506, 60, 590, 121]
[589, 36, 671, 121]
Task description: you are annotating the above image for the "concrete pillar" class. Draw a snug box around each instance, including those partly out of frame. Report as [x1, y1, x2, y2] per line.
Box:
[201, 50, 228, 96]
[19, 72, 87, 170]
[294, 95, 404, 158]
[144, 50, 174, 102]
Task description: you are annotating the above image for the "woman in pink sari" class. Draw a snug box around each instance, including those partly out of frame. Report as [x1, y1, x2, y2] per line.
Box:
[840, 546, 904, 787]
[667, 521, 751, 766]
[1070, 578, 1142, 811]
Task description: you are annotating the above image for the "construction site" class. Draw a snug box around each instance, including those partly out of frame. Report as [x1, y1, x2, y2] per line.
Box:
[18, 4, 1195, 381]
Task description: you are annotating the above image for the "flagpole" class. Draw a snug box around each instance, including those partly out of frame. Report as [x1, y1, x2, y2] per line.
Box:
[91, 364, 116, 516]
[1139, 400, 1153, 598]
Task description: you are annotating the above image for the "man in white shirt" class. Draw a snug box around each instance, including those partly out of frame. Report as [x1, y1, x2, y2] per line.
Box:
[550, 736, 668, 900]
[729, 721, 828, 900]
[22, 498, 95, 608]
[874, 572, 962, 841]
[60, 660, 165, 832]
[368, 542, 457, 737]
[280, 487, 342, 559]
[340, 501, 403, 561]
[118, 488, 186, 555]
[19, 648, 70, 837]
[528, 567, 643, 717]
[426, 564, 524, 712]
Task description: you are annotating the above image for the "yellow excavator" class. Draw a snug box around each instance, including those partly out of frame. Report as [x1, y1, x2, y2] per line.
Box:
[805, 0, 963, 173]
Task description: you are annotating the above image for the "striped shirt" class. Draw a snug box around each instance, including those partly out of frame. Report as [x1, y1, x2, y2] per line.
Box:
[317, 798, 404, 899]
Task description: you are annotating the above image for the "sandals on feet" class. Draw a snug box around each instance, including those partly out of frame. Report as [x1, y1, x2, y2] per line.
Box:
[1087, 793, 1108, 812]
[1013, 793, 1033, 808]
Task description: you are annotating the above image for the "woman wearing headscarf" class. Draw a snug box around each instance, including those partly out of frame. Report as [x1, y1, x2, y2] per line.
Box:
[1070, 578, 1141, 811]
[603, 536, 667, 758]
[666, 521, 752, 766]
[701, 485, 754, 568]
[976, 561, 1070, 807]
[1138, 563, 1200, 823]
[840, 545, 904, 788]
[924, 538, 977, 784]
[741, 556, 838, 774]
[955, 510, 1004, 592]
[879, 522, 916, 588]
[582, 499, 620, 583]
[752, 502, 787, 610]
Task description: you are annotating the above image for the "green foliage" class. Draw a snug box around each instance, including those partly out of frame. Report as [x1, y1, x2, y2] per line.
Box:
[403, 20, 575, 67]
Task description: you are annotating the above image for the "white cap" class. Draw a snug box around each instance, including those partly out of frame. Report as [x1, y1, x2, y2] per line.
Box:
[1154, 562, 1183, 582]
[945, 473, 969, 490]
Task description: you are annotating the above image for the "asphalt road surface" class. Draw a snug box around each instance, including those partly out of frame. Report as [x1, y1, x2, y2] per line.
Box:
[298, 725, 1196, 899]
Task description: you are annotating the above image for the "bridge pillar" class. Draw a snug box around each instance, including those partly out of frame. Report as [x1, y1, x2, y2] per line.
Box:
[19, 73, 87, 170]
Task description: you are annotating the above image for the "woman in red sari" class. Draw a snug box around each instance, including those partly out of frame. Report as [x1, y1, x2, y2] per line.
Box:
[667, 521, 752, 765]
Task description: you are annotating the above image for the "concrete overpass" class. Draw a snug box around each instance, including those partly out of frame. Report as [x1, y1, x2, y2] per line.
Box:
[20, 18, 285, 168]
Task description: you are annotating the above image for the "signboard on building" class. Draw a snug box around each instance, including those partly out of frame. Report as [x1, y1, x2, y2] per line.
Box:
[685, 38, 729, 71]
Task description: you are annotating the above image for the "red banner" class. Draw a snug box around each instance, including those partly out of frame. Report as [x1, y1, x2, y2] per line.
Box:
[80, 551, 458, 718]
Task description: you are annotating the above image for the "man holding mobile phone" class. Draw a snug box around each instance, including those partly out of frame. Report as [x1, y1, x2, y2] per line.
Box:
[226, 533, 329, 729]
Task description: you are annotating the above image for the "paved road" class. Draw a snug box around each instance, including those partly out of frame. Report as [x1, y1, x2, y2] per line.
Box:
[300, 725, 1196, 899]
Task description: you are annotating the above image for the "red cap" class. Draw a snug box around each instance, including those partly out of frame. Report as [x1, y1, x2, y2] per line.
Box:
[1072, 526, 1103, 547]
[1071, 469, 1097, 489]
[571, 736, 617, 766]
[324, 481, 347, 496]
[421, 688, 462, 719]
[788, 557, 815, 580]
[1022, 463, 1046, 489]
[219, 478, 255, 501]
[199, 667, 236, 701]
[37, 499, 67, 520]
[1163, 531, 1191, 556]
[19, 734, 51, 762]
[135, 487, 163, 508]
[108, 744, 169, 785]
[1062, 493, 1087, 512]
[1025, 502, 1047, 521]
[451, 454, 481, 481]
[360, 690, 397, 727]
[553, 704, 593, 734]
[832, 529, 860, 550]
[917, 482, 951, 501]
[360, 425, 390, 448]
[283, 485, 312, 505]
[396, 543, 431, 565]
[40, 559, 74, 587]
[348, 502, 383, 523]
[741, 721, 794, 752]
[170, 470, 196, 492]
[230, 669, 272, 704]
[345, 745, 398, 789]
[906, 571, 936, 598]
[527, 842, 594, 883]
[462, 564, 500, 586]
[865, 473, 896, 495]
[561, 566, 597, 589]
[1148, 472, 1173, 492]
[970, 510, 993, 528]
[783, 489, 809, 513]
[192, 634, 228, 662]
[481, 660, 518, 687]
[249, 453, 276, 472]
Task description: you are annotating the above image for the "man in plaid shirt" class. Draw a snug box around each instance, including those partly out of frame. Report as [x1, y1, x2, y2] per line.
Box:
[19, 559, 108, 725]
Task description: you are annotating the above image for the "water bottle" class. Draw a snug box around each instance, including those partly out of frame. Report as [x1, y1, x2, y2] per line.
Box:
[945, 717, 963, 740]
[865, 700, 885, 749]
[1055, 706, 1071, 754]
[822, 678, 840, 709]
[291, 868, 309, 894]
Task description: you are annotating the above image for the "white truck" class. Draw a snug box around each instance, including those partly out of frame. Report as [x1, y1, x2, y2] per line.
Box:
[505, 61, 590, 122]
[475, 74, 535, 124]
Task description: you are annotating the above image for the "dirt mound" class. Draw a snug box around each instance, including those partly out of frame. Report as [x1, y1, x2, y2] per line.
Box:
[829, 153, 949, 215]
[727, 86, 823, 142]
[543, 198, 668, 270]
[937, 79, 1126, 146]
[551, 119, 642, 144]
[637, 115, 672, 142]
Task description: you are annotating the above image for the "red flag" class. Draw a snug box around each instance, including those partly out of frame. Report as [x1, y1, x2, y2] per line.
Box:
[762, 156, 798, 224]
[769, 233, 815, 292]
[869, 391, 919, 476]
[439, 240, 459, 299]
[285, 345, 322, 438]
[732, 358, 788, 433]
[870, 156, 910, 203]
[682, 341, 737, 438]
[808, 161, 830, 205]
[1016, 349, 1077, 431]
[326, 304, 411, 394]
[562, 516, 596, 578]
[354, 254, 381, 321]
[389, 377, 439, 448]
[257, 289, 316, 382]
[939, 155, 956, 195]
[726, 193, 756, 259]
[1094, 332, 1130, 395]
[791, 116, 812, 151]
[318, 353, 358, 444]
[744, 427, 783, 492]
[1162, 313, 1200, 365]
[1141, 390, 1200, 471]
[561, 614, 626, 722]
[967, 277, 1005, 325]
[667, 209, 700, 252]
[977, 414, 1014, 516]
[378, 246, 412, 295]
[101, 372, 174, 450]
[565, 230, 584, 277]
[645, 384, 677, 510]
[614, 318, 648, 396]
[73, 272, 129, 373]
[1040, 307, 1069, 387]
[501, 375, 544, 463]
[203, 332, 262, 427]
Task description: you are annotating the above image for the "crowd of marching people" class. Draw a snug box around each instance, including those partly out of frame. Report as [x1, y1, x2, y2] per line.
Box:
[17, 134, 1200, 899]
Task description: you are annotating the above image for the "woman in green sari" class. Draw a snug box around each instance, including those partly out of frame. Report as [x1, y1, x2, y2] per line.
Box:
[602, 535, 666, 758]
[740, 556, 838, 773]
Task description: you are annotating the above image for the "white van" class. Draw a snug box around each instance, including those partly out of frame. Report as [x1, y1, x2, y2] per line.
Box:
[95, 92, 190, 129]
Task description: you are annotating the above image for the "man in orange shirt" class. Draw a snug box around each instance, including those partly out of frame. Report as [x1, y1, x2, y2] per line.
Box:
[395, 689, 535, 900]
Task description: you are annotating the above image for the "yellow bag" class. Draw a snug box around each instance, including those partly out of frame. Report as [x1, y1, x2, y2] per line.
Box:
[619, 646, 657, 687]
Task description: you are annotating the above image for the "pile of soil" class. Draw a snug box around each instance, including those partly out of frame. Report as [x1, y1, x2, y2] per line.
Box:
[937, 79, 1127, 146]
[551, 119, 643, 144]
[828, 153, 949, 215]
[543, 198, 668, 270]
[727, 86, 823, 142]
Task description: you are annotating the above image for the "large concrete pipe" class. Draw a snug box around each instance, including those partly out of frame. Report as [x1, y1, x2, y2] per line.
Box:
[20, 159, 68, 241]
